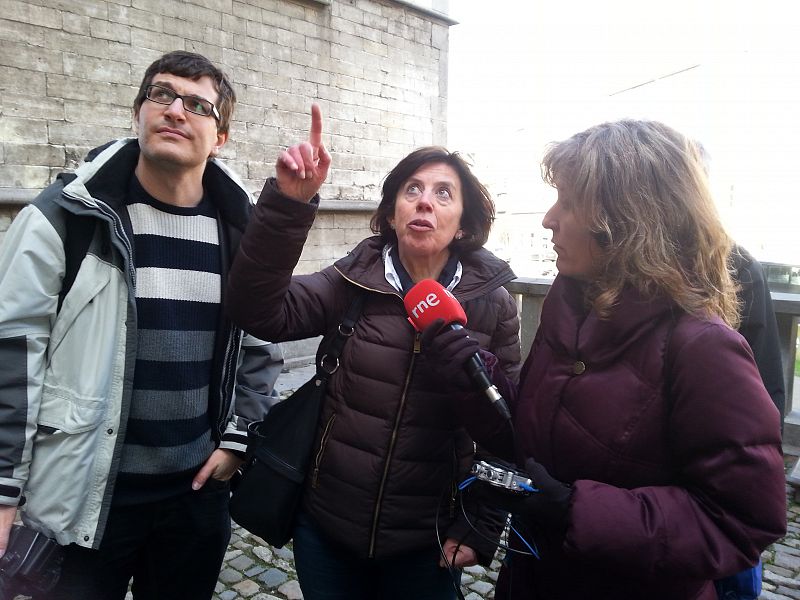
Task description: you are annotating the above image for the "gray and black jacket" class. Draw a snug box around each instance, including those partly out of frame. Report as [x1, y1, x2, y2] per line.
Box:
[0, 138, 281, 548]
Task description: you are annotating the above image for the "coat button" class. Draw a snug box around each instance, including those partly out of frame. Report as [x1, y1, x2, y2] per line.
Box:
[84, 535, 90, 541]
[573, 361, 586, 375]
[107, 428, 114, 435]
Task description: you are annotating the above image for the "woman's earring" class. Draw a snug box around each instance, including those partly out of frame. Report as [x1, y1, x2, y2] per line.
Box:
[390, 223, 396, 230]
[455, 230, 463, 240]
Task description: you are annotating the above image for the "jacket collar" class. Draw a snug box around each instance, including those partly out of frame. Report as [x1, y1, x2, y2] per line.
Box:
[333, 235, 517, 299]
[60, 138, 253, 231]
[542, 275, 677, 365]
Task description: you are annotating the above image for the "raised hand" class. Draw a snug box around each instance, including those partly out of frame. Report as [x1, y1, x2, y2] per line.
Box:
[276, 103, 331, 203]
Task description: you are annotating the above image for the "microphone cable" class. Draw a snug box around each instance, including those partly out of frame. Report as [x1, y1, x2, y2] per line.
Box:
[432, 472, 542, 600]
[455, 476, 540, 559]
[434, 483, 468, 600]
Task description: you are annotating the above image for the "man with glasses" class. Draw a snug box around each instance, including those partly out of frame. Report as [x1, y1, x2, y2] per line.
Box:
[0, 50, 282, 599]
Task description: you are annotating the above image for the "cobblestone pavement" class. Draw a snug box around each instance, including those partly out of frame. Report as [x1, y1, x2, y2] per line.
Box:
[212, 461, 800, 600]
[207, 365, 800, 600]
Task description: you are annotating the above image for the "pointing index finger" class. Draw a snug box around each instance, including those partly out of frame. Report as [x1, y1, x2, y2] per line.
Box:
[309, 103, 323, 150]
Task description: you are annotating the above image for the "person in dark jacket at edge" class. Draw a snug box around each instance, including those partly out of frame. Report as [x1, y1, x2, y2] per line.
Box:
[695, 140, 787, 426]
[733, 246, 786, 426]
[0, 51, 282, 599]
[226, 105, 520, 599]
[422, 119, 787, 600]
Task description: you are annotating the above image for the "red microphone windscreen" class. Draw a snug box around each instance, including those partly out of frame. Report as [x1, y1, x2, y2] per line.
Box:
[403, 279, 467, 331]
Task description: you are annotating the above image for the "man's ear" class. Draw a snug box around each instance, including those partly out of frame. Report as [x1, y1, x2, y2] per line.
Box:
[211, 131, 229, 157]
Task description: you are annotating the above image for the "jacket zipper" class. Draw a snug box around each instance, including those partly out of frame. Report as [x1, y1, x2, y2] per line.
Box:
[368, 332, 420, 557]
[261, 446, 300, 473]
[216, 326, 240, 438]
[61, 191, 136, 290]
[63, 189, 240, 440]
[311, 412, 337, 488]
[450, 446, 459, 518]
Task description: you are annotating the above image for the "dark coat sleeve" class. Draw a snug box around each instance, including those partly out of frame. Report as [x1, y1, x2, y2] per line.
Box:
[455, 298, 528, 460]
[733, 246, 786, 425]
[566, 322, 786, 579]
[226, 178, 350, 342]
[490, 288, 523, 384]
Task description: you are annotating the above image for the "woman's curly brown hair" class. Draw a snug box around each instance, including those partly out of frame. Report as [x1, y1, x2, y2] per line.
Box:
[542, 119, 739, 327]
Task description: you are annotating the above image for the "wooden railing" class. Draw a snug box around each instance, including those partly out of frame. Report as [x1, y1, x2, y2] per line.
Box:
[504, 278, 800, 447]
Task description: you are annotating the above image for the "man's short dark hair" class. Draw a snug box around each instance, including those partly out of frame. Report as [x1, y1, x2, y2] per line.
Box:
[133, 51, 236, 134]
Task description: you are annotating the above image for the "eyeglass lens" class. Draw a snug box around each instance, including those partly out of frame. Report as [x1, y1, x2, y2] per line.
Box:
[146, 85, 214, 117]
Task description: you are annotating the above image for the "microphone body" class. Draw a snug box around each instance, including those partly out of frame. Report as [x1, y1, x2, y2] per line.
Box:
[448, 323, 512, 421]
[404, 279, 512, 421]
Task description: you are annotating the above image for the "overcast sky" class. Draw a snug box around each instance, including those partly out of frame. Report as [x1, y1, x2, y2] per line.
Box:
[446, 0, 800, 264]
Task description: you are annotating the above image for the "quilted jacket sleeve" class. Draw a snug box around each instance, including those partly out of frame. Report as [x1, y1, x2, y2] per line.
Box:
[566, 321, 786, 579]
[455, 290, 523, 460]
[489, 287, 522, 384]
[227, 178, 348, 342]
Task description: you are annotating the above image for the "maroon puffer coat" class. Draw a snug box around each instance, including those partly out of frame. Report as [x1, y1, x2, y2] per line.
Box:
[227, 180, 521, 561]
[466, 275, 786, 600]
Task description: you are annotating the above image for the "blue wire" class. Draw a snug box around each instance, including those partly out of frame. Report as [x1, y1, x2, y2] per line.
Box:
[458, 476, 477, 490]
[517, 481, 537, 493]
[510, 524, 540, 559]
[454, 478, 541, 560]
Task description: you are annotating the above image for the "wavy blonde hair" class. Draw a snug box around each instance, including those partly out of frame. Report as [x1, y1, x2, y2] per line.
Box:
[542, 119, 739, 327]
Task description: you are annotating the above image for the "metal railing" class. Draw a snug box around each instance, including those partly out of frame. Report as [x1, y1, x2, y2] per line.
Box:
[504, 277, 800, 446]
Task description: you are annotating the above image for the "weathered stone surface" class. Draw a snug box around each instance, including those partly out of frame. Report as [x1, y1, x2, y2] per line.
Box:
[0, 0, 449, 243]
[258, 568, 289, 589]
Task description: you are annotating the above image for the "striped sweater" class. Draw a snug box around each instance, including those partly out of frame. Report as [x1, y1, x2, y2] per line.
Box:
[113, 177, 221, 505]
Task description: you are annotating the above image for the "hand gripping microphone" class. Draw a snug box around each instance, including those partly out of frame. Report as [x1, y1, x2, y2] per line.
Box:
[404, 279, 512, 421]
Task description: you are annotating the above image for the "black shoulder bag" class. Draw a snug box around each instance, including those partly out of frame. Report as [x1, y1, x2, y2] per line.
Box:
[229, 293, 365, 548]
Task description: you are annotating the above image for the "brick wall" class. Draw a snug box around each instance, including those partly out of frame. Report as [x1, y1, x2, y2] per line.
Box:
[0, 0, 453, 266]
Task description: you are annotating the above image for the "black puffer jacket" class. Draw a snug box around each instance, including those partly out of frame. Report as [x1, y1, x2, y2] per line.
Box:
[228, 180, 521, 560]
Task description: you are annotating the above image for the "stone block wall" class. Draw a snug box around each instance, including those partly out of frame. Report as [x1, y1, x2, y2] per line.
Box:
[0, 0, 454, 266]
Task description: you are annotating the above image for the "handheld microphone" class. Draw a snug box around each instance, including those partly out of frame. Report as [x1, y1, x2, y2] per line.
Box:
[404, 279, 512, 421]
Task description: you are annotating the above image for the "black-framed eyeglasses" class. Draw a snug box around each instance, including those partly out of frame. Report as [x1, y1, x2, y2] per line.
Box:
[144, 84, 220, 121]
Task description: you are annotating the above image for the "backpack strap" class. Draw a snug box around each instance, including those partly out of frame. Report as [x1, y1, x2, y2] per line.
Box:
[316, 293, 366, 380]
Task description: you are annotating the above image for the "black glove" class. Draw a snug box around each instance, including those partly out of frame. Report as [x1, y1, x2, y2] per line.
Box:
[470, 459, 573, 528]
[419, 318, 480, 390]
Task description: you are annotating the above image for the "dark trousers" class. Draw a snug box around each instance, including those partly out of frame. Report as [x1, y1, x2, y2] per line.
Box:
[293, 512, 459, 600]
[36, 480, 231, 600]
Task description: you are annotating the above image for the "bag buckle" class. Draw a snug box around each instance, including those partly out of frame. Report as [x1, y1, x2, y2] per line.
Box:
[319, 354, 339, 375]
